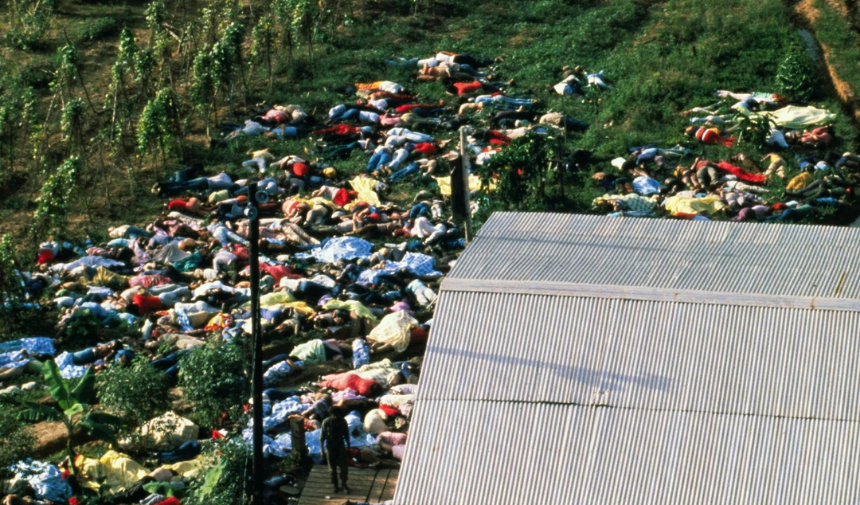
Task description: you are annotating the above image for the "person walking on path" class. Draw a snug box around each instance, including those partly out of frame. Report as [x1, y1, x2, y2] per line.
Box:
[321, 406, 351, 493]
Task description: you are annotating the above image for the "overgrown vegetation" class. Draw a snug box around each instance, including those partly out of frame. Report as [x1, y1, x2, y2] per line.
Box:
[16, 362, 123, 474]
[97, 359, 171, 425]
[0, 409, 37, 477]
[177, 341, 247, 427]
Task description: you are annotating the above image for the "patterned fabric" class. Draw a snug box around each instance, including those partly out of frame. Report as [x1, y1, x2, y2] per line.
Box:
[357, 253, 442, 284]
[55, 351, 88, 379]
[354, 358, 404, 384]
[8, 460, 73, 503]
[296, 237, 373, 263]
[592, 193, 659, 214]
[0, 337, 55, 370]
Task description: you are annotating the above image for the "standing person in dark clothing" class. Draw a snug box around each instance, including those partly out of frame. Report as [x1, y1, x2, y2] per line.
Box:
[321, 406, 351, 493]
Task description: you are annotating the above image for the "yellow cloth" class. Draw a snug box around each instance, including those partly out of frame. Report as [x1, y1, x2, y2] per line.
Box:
[89, 267, 130, 289]
[664, 195, 726, 216]
[368, 311, 418, 352]
[323, 299, 378, 323]
[243, 294, 315, 316]
[355, 81, 383, 91]
[349, 176, 382, 207]
[434, 174, 491, 196]
[258, 291, 296, 306]
[748, 105, 837, 129]
[76, 451, 150, 493]
[250, 149, 274, 160]
[161, 457, 206, 479]
[786, 172, 814, 192]
[208, 189, 230, 204]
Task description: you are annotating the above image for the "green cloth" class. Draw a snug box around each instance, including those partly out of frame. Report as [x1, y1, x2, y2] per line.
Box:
[289, 339, 326, 363]
[322, 299, 379, 323]
[173, 251, 204, 273]
[746, 105, 837, 129]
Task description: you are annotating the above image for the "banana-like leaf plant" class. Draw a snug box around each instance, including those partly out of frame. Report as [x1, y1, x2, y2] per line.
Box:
[16, 360, 123, 474]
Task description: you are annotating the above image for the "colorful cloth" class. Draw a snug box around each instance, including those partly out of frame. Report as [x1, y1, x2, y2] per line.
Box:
[664, 195, 727, 216]
[357, 253, 442, 284]
[349, 176, 383, 207]
[296, 237, 373, 263]
[592, 193, 659, 214]
[368, 312, 419, 352]
[55, 351, 88, 379]
[8, 460, 72, 503]
[749, 105, 837, 129]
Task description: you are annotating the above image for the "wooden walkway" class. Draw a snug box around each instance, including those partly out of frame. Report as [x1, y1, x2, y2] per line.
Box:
[298, 465, 398, 505]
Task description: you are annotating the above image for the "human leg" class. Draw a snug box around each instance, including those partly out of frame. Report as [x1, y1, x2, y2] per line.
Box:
[388, 163, 420, 183]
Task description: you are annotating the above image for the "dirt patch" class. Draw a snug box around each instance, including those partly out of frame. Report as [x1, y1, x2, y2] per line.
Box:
[508, 33, 535, 48]
[31, 421, 69, 458]
[823, 0, 850, 17]
[820, 43, 857, 106]
[795, 0, 822, 23]
[793, 0, 860, 120]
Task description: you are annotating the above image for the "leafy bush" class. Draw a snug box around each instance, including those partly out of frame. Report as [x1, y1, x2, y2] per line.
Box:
[0, 410, 36, 477]
[776, 42, 820, 102]
[97, 360, 170, 424]
[178, 341, 247, 427]
[76, 16, 119, 42]
[185, 438, 251, 505]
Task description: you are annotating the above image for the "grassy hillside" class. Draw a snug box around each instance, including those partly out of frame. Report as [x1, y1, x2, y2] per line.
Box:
[0, 0, 858, 252]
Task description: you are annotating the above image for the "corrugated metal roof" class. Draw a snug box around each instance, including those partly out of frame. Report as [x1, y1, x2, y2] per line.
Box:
[419, 291, 860, 420]
[394, 213, 860, 505]
[448, 213, 860, 299]
[397, 401, 860, 505]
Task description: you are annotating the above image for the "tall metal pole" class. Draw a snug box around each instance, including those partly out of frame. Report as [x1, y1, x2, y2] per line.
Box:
[459, 126, 473, 243]
[248, 182, 264, 505]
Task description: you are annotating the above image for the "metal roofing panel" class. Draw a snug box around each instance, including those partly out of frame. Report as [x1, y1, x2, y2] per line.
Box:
[448, 213, 860, 299]
[421, 290, 860, 421]
[395, 402, 860, 505]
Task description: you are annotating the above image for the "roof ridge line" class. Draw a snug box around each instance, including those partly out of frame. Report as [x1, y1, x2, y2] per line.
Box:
[413, 397, 860, 424]
[440, 278, 860, 312]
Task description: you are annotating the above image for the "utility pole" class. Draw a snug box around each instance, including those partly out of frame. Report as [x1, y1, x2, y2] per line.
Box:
[459, 126, 473, 243]
[247, 182, 264, 505]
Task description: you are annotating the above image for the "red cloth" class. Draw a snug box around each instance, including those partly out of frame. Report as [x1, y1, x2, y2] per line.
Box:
[395, 104, 439, 113]
[410, 326, 428, 344]
[716, 161, 766, 183]
[771, 202, 787, 211]
[314, 124, 360, 136]
[154, 498, 181, 505]
[167, 200, 191, 211]
[259, 263, 302, 281]
[696, 127, 735, 147]
[37, 249, 55, 264]
[454, 81, 483, 95]
[263, 109, 289, 124]
[319, 373, 379, 396]
[291, 162, 311, 177]
[379, 404, 400, 417]
[489, 138, 509, 146]
[133, 294, 164, 315]
[231, 244, 250, 262]
[333, 187, 351, 207]
[414, 143, 438, 155]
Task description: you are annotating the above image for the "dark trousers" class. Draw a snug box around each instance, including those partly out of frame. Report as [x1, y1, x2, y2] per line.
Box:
[327, 447, 348, 486]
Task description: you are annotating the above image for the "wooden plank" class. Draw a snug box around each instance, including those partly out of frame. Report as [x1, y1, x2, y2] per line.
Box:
[380, 469, 398, 501]
[299, 465, 384, 505]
